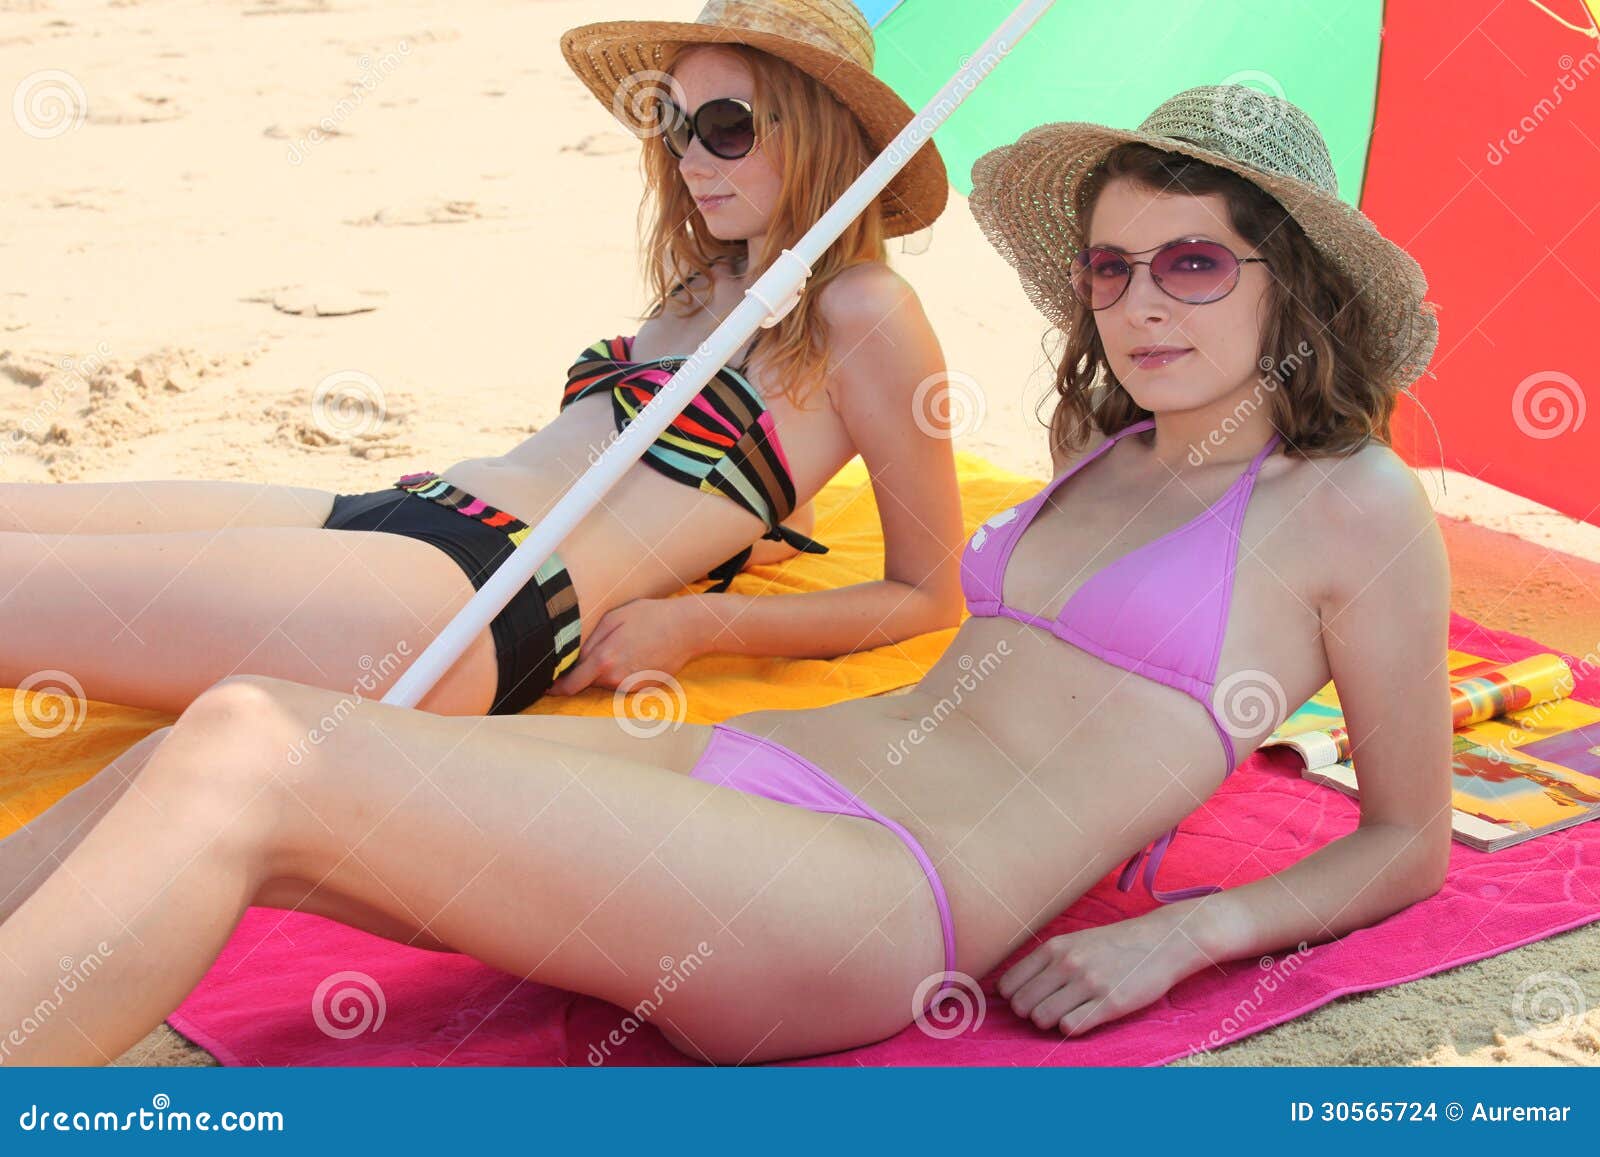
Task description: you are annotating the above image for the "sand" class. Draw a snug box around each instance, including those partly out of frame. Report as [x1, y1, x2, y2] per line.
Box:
[4, 0, 1597, 1067]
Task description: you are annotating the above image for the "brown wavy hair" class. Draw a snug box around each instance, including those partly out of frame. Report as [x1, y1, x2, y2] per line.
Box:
[638, 42, 887, 407]
[1048, 142, 1391, 461]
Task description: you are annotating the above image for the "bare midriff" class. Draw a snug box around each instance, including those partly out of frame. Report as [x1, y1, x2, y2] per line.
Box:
[435, 382, 851, 643]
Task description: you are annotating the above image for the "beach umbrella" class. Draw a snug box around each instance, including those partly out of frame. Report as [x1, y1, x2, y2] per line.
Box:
[382, 0, 1059, 707]
[866, 0, 1600, 525]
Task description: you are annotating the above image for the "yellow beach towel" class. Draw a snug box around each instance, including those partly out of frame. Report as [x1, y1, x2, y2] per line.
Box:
[0, 452, 1043, 836]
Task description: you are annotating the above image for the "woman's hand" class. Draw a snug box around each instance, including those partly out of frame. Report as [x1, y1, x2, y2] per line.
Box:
[997, 910, 1207, 1037]
[546, 596, 703, 696]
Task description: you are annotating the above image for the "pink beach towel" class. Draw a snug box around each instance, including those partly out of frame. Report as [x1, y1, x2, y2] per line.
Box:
[167, 613, 1600, 1066]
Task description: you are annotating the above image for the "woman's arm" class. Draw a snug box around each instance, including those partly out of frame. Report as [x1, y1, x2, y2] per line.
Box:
[1001, 446, 1455, 1036]
[672, 264, 968, 660]
[1184, 446, 1454, 960]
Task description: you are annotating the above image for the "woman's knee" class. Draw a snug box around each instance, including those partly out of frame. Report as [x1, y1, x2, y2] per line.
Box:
[149, 674, 316, 810]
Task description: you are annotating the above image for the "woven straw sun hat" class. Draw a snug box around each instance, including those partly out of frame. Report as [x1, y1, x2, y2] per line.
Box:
[560, 0, 949, 239]
[969, 84, 1439, 392]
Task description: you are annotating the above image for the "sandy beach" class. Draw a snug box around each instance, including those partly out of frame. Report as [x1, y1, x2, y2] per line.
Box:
[4, 0, 1597, 1066]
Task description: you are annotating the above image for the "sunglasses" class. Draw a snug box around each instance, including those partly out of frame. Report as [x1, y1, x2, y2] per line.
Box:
[1070, 239, 1269, 310]
[657, 97, 763, 161]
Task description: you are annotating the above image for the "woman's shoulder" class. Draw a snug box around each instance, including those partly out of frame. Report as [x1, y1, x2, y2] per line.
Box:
[814, 261, 925, 329]
[1294, 437, 1440, 568]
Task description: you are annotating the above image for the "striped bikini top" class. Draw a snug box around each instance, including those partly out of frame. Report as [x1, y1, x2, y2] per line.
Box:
[559, 335, 827, 592]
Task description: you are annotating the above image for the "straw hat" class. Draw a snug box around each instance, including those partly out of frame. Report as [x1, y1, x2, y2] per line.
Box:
[969, 85, 1439, 392]
[560, 0, 948, 239]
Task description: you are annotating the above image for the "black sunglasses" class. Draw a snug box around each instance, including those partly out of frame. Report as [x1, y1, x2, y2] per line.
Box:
[656, 97, 765, 161]
[1071, 238, 1270, 309]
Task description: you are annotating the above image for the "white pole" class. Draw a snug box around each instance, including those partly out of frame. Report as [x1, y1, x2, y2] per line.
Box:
[383, 0, 1056, 708]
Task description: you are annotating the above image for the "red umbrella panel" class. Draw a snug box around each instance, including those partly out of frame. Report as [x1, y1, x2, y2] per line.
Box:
[1374, 0, 1599, 524]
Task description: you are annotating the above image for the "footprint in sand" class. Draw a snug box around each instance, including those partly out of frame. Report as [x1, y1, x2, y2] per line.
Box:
[262, 122, 350, 141]
[0, 346, 256, 478]
[242, 284, 388, 317]
[345, 199, 507, 228]
[243, 1, 334, 16]
[562, 132, 635, 157]
[85, 92, 185, 125]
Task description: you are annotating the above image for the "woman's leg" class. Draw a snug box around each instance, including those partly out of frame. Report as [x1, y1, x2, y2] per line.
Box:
[0, 480, 337, 536]
[0, 728, 170, 925]
[0, 676, 946, 1066]
[0, 725, 453, 949]
[0, 714, 689, 927]
[0, 524, 500, 715]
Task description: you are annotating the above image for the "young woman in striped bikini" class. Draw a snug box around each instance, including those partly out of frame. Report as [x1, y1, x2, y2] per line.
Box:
[0, 1, 961, 718]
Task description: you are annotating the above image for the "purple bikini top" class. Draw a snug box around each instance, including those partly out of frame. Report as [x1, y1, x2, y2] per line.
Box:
[959, 417, 1283, 903]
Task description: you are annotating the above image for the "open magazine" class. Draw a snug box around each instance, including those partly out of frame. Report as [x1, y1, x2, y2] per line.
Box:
[1264, 652, 1600, 851]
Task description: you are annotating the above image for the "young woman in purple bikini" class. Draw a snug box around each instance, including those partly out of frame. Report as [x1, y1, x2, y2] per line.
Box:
[0, 83, 1453, 1065]
[0, 0, 961, 718]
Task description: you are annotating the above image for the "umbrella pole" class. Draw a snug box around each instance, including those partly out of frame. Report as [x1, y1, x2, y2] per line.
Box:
[382, 0, 1056, 709]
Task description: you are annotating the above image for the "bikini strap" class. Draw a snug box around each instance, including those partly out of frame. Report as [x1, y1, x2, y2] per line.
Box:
[701, 523, 829, 594]
[1253, 428, 1282, 470]
[731, 333, 760, 376]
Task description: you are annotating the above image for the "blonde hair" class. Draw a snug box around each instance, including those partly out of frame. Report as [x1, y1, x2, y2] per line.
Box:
[639, 42, 887, 406]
